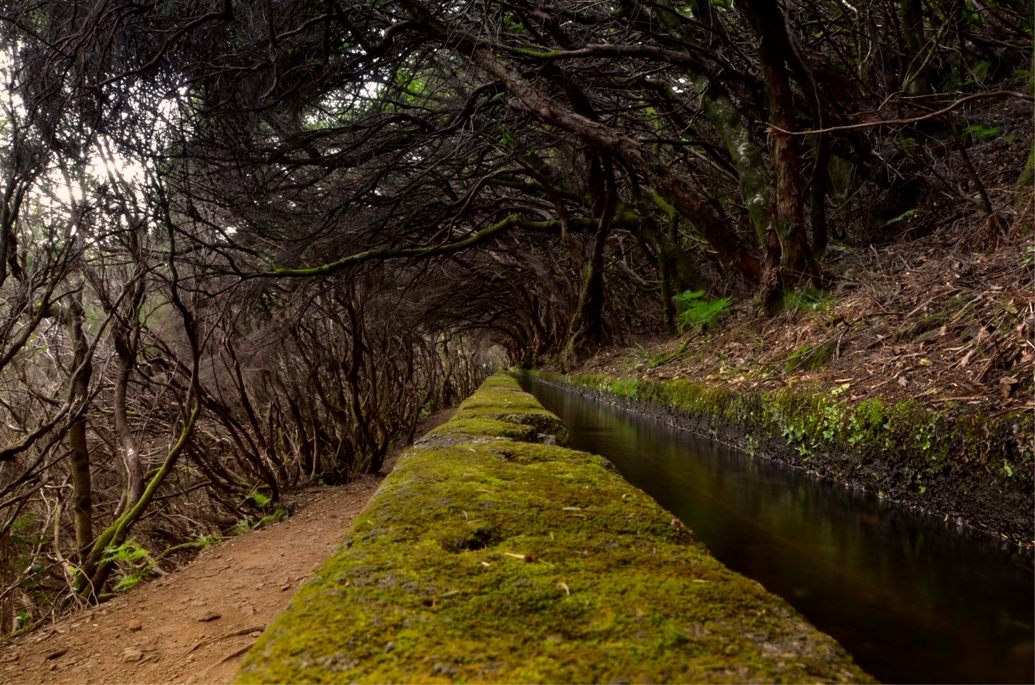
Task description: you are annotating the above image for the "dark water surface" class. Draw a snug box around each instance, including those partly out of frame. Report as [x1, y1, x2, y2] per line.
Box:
[519, 376, 1034, 684]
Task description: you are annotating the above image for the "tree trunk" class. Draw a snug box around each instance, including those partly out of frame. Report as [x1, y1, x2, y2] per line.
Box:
[114, 350, 144, 505]
[900, 0, 928, 93]
[67, 302, 93, 560]
[736, 0, 817, 308]
[567, 157, 616, 355]
[810, 136, 830, 255]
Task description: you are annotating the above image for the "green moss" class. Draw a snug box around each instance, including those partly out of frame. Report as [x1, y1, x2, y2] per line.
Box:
[236, 374, 871, 684]
[424, 417, 541, 443]
[784, 340, 835, 373]
[438, 375, 570, 445]
[893, 311, 948, 342]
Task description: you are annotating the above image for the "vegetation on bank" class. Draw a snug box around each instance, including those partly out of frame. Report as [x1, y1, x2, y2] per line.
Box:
[528, 371, 1033, 543]
[236, 374, 872, 683]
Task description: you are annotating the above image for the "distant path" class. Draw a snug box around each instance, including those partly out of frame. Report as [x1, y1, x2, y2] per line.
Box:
[0, 409, 456, 685]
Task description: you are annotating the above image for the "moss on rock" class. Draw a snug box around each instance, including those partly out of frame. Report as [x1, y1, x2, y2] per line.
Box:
[235, 374, 871, 684]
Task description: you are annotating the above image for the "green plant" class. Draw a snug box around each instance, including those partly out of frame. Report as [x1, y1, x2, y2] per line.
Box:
[102, 539, 157, 592]
[744, 433, 759, 458]
[230, 518, 255, 536]
[245, 489, 272, 509]
[784, 340, 835, 372]
[257, 509, 288, 527]
[672, 290, 731, 333]
[194, 532, 222, 549]
[785, 287, 834, 314]
[883, 207, 919, 227]
[820, 400, 848, 443]
[609, 378, 640, 398]
[232, 509, 288, 535]
[961, 123, 999, 142]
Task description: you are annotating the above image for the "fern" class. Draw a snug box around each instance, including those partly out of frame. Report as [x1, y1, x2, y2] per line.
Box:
[245, 489, 272, 509]
[672, 290, 732, 333]
[103, 539, 156, 593]
[102, 539, 151, 565]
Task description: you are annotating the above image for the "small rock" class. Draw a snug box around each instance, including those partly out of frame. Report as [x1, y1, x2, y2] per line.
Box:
[127, 620, 142, 632]
[249, 631, 262, 638]
[195, 611, 221, 622]
[537, 433, 557, 446]
[431, 663, 459, 676]
[45, 649, 68, 661]
[123, 649, 144, 663]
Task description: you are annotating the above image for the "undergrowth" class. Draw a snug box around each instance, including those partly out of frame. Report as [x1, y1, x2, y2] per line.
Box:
[673, 290, 732, 333]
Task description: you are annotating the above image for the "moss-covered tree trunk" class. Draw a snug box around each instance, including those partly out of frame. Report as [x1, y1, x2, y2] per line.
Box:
[1017, 144, 1034, 205]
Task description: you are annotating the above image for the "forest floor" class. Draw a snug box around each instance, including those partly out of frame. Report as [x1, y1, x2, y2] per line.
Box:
[0, 411, 455, 685]
[567, 210, 1033, 419]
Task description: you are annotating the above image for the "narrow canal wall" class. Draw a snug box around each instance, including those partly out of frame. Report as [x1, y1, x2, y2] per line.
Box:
[235, 374, 872, 684]
[525, 371, 1033, 544]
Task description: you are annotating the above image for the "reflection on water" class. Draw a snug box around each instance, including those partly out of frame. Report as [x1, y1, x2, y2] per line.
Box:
[520, 376, 1034, 684]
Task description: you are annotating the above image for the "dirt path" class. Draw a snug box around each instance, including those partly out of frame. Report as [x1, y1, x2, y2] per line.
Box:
[0, 409, 456, 685]
[0, 477, 380, 684]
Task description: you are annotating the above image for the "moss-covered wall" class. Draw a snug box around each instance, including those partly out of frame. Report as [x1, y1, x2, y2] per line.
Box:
[235, 374, 872, 683]
[530, 372, 1033, 543]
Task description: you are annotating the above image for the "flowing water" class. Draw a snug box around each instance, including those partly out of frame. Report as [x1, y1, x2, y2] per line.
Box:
[519, 376, 1034, 684]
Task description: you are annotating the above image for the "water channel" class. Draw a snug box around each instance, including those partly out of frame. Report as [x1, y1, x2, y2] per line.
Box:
[518, 376, 1034, 684]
